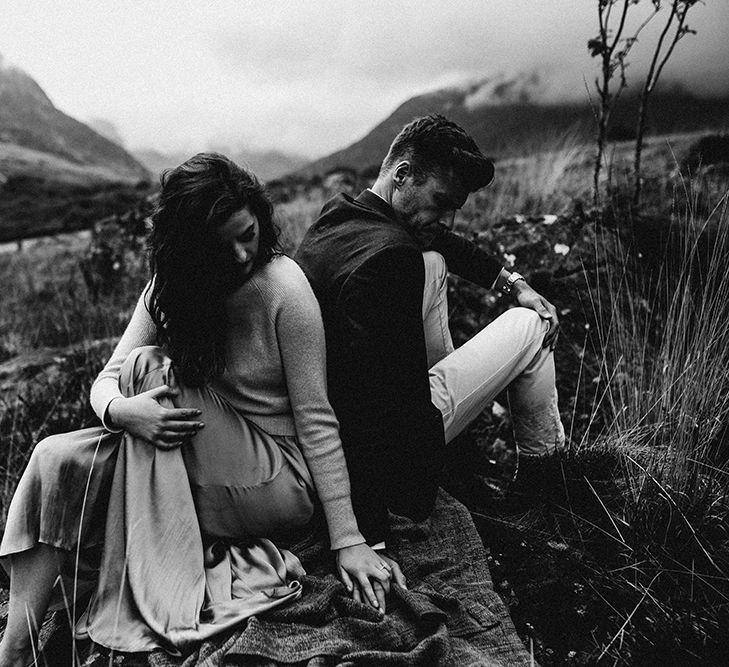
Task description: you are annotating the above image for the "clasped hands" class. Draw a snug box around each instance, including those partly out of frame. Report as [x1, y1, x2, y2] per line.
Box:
[336, 543, 406, 614]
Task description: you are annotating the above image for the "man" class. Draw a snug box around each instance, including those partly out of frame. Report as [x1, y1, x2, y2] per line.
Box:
[296, 114, 564, 549]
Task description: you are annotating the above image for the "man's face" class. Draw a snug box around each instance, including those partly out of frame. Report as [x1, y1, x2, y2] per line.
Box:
[391, 166, 468, 246]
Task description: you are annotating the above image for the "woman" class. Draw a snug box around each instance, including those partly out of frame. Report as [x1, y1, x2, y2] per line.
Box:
[0, 154, 403, 665]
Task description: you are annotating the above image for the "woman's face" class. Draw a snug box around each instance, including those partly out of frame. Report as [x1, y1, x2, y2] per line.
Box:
[217, 208, 260, 277]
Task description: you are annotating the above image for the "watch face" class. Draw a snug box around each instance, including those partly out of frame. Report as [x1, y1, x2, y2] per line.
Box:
[502, 273, 524, 295]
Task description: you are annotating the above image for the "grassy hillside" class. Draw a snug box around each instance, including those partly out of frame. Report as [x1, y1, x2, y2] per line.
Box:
[0, 142, 150, 242]
[0, 129, 727, 665]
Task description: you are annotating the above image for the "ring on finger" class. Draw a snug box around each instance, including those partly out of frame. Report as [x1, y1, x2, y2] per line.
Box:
[378, 562, 391, 572]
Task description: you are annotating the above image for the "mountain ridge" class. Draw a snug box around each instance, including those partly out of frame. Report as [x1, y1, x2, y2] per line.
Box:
[0, 58, 151, 241]
[0, 58, 148, 183]
[133, 146, 308, 182]
[295, 77, 729, 179]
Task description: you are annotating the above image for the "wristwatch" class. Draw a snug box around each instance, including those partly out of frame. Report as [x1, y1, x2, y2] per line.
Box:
[501, 271, 525, 295]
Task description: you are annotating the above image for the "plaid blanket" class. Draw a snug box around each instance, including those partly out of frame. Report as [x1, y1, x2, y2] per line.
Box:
[38, 490, 532, 666]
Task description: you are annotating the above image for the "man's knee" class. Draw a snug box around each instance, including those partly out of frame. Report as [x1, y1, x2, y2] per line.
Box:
[501, 307, 549, 337]
[118, 345, 173, 396]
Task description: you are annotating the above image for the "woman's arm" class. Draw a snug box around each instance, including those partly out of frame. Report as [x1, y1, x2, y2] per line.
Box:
[275, 261, 405, 609]
[90, 284, 156, 427]
[274, 271, 363, 548]
[90, 283, 203, 447]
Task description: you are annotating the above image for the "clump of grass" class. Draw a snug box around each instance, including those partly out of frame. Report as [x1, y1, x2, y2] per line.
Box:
[0, 234, 146, 356]
[0, 343, 114, 526]
[463, 126, 593, 225]
[562, 188, 729, 663]
[442, 165, 729, 663]
[274, 189, 328, 253]
[0, 227, 146, 526]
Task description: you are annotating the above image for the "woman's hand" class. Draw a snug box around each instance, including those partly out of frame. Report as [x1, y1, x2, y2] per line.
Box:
[106, 386, 204, 449]
[336, 543, 406, 614]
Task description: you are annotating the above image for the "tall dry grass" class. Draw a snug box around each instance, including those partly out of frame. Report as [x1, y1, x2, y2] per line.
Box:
[461, 125, 594, 226]
[275, 190, 328, 253]
[0, 235, 142, 526]
[574, 188, 729, 661]
[0, 235, 145, 358]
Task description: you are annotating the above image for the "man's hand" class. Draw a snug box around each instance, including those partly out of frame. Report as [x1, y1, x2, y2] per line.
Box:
[512, 281, 559, 350]
[106, 387, 204, 448]
[336, 544, 406, 614]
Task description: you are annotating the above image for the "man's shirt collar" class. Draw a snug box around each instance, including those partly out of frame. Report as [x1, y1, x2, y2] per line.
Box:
[355, 189, 397, 220]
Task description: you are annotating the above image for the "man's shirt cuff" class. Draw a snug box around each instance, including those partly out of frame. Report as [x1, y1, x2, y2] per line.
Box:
[492, 267, 511, 292]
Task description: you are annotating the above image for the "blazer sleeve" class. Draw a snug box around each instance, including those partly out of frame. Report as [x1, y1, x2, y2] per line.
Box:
[430, 227, 504, 288]
[335, 246, 446, 543]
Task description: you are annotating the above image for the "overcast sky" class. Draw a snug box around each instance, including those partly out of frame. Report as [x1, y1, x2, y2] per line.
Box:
[2, 1, 728, 159]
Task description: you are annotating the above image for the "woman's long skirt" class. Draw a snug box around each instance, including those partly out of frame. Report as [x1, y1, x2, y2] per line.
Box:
[1, 346, 316, 653]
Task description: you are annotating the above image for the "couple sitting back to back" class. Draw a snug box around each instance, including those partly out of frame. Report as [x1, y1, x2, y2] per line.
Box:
[0, 114, 564, 664]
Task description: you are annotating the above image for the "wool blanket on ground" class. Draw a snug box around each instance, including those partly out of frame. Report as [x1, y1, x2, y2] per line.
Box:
[31, 489, 532, 666]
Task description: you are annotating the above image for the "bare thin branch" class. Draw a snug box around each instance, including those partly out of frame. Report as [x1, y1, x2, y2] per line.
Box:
[650, 6, 690, 93]
[644, 1, 679, 95]
[609, 0, 631, 52]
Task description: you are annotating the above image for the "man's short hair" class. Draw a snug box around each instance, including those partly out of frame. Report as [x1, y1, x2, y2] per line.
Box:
[381, 114, 494, 192]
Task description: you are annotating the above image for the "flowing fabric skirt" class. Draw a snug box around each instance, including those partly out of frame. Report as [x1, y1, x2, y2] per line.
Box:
[1, 346, 316, 653]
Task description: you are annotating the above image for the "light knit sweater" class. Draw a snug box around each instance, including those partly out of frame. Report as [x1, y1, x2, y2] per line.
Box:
[90, 255, 365, 550]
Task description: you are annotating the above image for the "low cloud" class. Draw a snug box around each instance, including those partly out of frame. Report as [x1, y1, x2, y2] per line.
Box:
[3, 1, 727, 157]
[213, 1, 729, 106]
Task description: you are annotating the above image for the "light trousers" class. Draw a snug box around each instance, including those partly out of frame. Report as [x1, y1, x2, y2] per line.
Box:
[422, 252, 565, 457]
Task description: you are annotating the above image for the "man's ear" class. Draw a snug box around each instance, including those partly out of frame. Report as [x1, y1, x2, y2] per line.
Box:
[393, 161, 411, 187]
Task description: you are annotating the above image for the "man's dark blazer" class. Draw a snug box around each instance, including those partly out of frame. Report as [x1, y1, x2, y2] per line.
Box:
[295, 190, 502, 543]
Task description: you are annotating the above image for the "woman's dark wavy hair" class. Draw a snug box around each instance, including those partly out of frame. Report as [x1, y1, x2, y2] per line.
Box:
[146, 152, 280, 387]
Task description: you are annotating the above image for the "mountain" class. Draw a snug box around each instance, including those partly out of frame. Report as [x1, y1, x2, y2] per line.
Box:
[0, 59, 148, 183]
[232, 148, 308, 182]
[133, 146, 308, 182]
[132, 148, 194, 182]
[0, 57, 151, 241]
[86, 117, 127, 148]
[297, 75, 729, 178]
